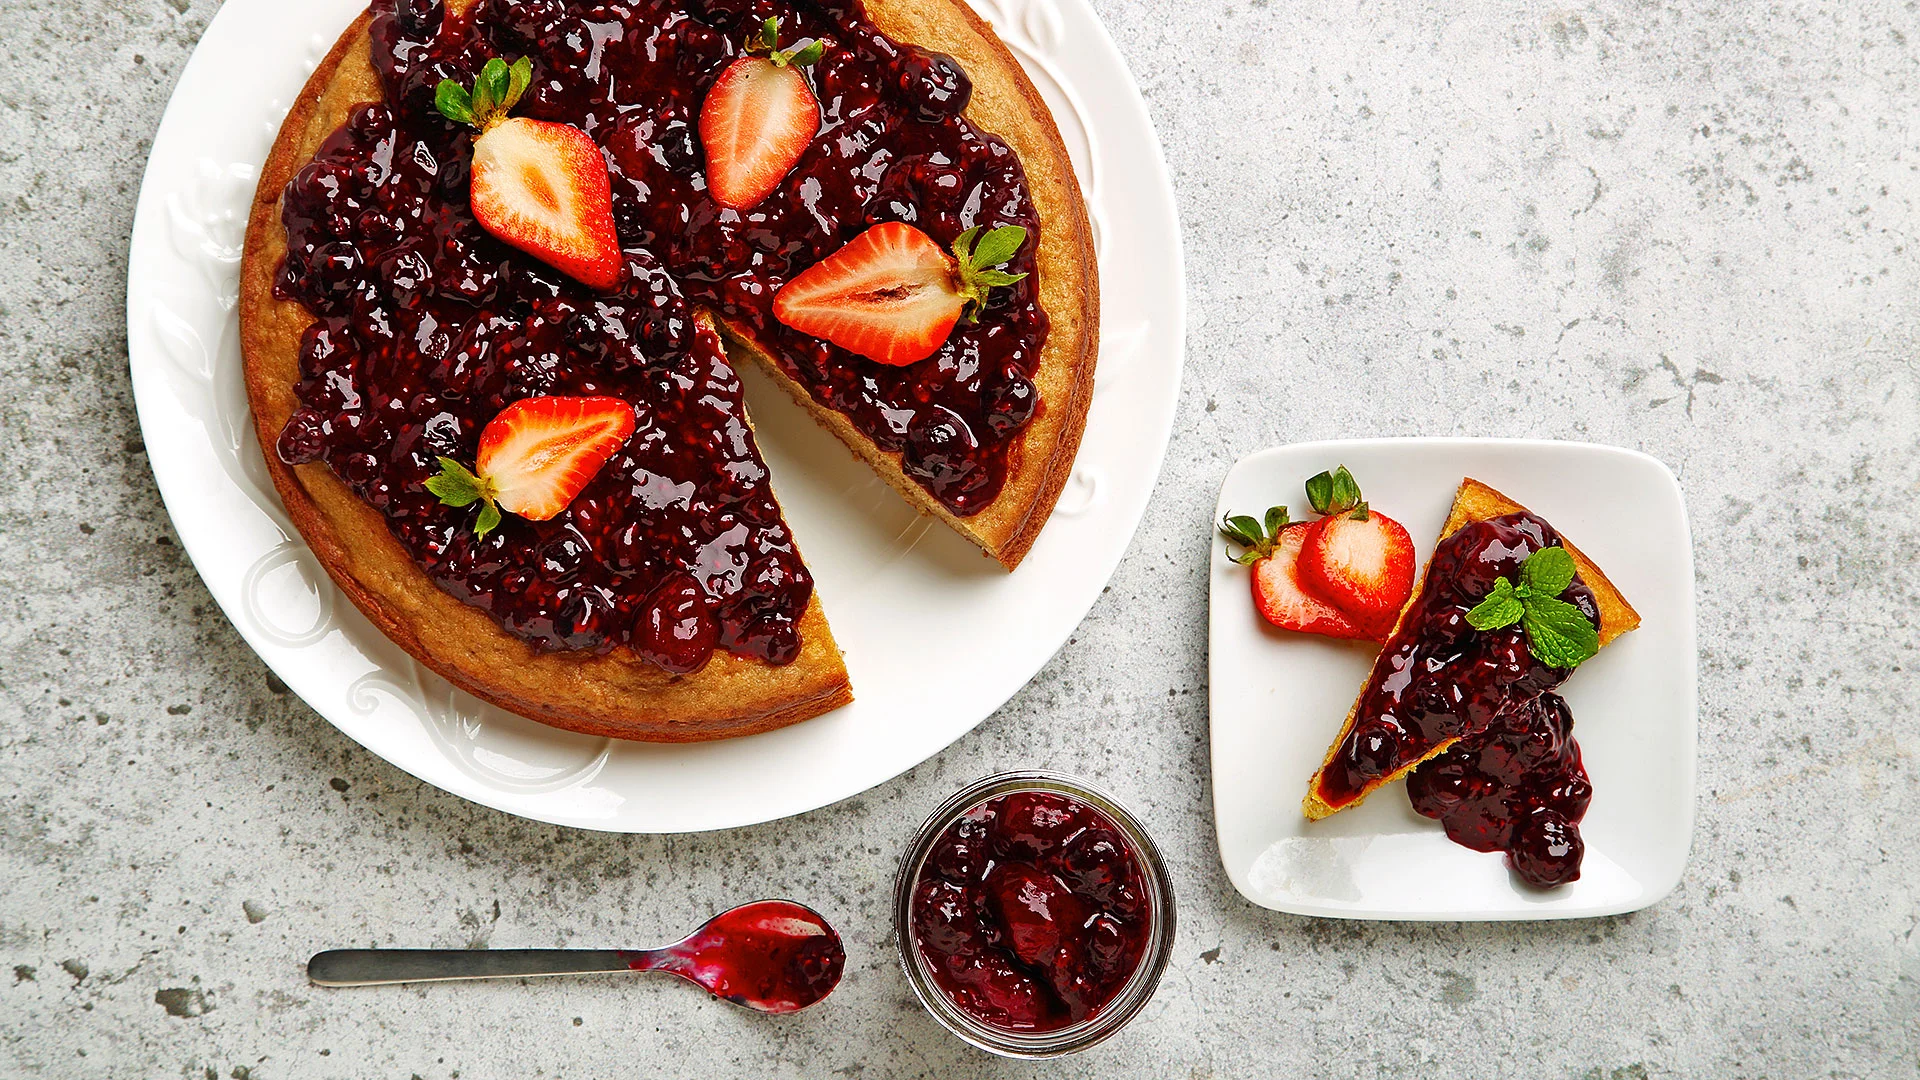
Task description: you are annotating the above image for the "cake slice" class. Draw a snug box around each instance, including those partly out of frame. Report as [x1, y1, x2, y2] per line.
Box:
[1303, 479, 1640, 818]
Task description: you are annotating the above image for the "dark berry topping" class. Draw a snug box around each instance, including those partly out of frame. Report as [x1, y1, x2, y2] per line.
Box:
[911, 791, 1152, 1034]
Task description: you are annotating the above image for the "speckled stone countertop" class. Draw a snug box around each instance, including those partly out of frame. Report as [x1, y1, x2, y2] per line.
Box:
[2, 1, 1916, 1077]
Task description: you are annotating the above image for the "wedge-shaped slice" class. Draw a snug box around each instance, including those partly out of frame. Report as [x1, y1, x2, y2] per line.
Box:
[1303, 479, 1640, 819]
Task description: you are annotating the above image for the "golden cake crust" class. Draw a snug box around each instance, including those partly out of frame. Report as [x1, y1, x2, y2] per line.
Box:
[239, 0, 1096, 740]
[1301, 479, 1642, 819]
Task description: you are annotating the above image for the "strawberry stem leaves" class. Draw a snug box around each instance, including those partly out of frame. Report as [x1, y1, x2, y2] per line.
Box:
[1305, 465, 1369, 521]
[749, 17, 825, 67]
[436, 56, 535, 132]
[1219, 505, 1290, 566]
[425, 457, 505, 540]
[951, 224, 1031, 324]
[1463, 545, 1599, 669]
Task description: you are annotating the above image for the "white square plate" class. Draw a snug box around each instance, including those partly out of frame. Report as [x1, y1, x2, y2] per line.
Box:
[1209, 439, 1696, 920]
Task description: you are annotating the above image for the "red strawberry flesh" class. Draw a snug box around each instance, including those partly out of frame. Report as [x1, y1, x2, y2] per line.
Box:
[1252, 523, 1372, 640]
[701, 57, 821, 210]
[477, 396, 637, 521]
[471, 117, 623, 291]
[771, 221, 964, 365]
[1299, 512, 1416, 639]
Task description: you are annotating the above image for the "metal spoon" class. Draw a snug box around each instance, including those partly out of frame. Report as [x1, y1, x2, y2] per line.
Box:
[306, 899, 845, 1014]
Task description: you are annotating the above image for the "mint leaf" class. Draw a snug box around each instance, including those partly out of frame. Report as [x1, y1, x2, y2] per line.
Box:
[1465, 577, 1525, 631]
[1520, 545, 1576, 598]
[1519, 594, 1600, 669]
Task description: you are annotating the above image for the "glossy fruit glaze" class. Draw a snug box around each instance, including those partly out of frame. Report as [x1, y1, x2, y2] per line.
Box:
[378, 0, 1044, 513]
[910, 791, 1152, 1033]
[1312, 512, 1600, 810]
[1406, 692, 1590, 888]
[631, 899, 845, 1013]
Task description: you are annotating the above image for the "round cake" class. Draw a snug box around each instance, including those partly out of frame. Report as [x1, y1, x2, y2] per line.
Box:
[240, 0, 1098, 741]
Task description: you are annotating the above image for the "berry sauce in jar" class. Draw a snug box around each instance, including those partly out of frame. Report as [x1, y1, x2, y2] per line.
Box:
[909, 789, 1154, 1034]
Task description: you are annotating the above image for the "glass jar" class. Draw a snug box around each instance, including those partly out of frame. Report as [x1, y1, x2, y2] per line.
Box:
[893, 771, 1177, 1057]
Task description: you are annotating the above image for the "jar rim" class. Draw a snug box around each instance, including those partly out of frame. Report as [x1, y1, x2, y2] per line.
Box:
[892, 770, 1177, 1058]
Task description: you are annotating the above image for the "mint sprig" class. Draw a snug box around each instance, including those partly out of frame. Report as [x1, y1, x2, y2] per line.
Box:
[1219, 504, 1291, 565]
[1463, 545, 1599, 669]
[951, 225, 1031, 324]
[424, 457, 504, 540]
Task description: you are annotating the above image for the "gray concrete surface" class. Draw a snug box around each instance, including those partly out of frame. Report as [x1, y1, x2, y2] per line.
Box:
[2, 0, 1917, 1076]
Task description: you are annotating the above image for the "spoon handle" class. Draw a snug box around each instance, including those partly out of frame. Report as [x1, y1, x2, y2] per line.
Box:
[308, 949, 653, 987]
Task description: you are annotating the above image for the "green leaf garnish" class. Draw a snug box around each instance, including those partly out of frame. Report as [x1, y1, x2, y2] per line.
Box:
[425, 456, 504, 540]
[951, 224, 1031, 324]
[1465, 577, 1525, 631]
[1520, 544, 1576, 597]
[1463, 544, 1600, 669]
[1219, 505, 1290, 567]
[1304, 465, 1367, 520]
[435, 55, 535, 133]
[1519, 594, 1601, 669]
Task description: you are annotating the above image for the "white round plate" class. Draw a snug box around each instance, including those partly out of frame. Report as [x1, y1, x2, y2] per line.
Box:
[127, 0, 1183, 832]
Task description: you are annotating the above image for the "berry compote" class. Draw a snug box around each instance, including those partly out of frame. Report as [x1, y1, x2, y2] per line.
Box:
[1312, 512, 1601, 812]
[628, 899, 845, 1013]
[273, 0, 1051, 668]
[1405, 692, 1591, 888]
[909, 791, 1152, 1034]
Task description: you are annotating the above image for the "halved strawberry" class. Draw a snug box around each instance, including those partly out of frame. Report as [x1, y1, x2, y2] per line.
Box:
[771, 221, 1029, 365]
[700, 18, 824, 210]
[1297, 466, 1416, 639]
[1221, 507, 1372, 640]
[437, 57, 623, 291]
[425, 396, 636, 538]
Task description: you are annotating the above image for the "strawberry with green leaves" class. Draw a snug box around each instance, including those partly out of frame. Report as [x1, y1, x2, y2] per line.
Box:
[436, 57, 624, 291]
[426, 396, 636, 539]
[1220, 507, 1372, 640]
[700, 17, 825, 210]
[1296, 466, 1415, 640]
[1463, 545, 1600, 669]
[772, 221, 1030, 365]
